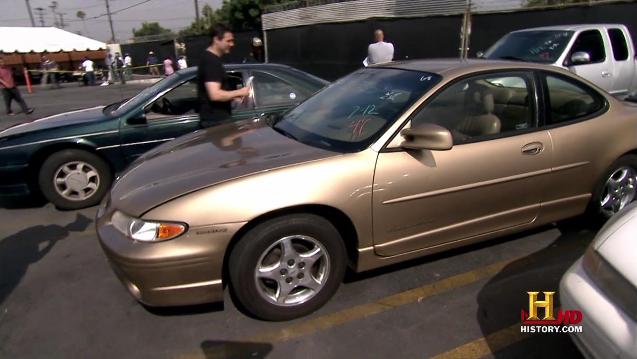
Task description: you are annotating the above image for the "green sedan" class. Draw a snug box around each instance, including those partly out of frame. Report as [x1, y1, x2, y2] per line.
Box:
[0, 64, 328, 209]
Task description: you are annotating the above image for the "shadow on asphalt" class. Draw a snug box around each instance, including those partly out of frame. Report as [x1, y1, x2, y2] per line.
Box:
[142, 302, 225, 317]
[0, 194, 48, 210]
[200, 340, 273, 359]
[0, 213, 91, 304]
[475, 224, 592, 358]
[343, 224, 557, 284]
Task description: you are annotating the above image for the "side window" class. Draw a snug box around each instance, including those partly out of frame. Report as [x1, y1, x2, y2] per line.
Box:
[544, 74, 605, 125]
[570, 30, 606, 63]
[146, 79, 198, 120]
[410, 73, 535, 143]
[252, 71, 302, 107]
[608, 28, 629, 61]
[225, 71, 251, 111]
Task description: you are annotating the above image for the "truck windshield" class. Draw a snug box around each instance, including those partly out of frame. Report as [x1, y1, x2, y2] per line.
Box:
[485, 30, 574, 64]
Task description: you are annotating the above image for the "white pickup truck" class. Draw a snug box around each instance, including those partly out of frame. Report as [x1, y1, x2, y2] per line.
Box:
[484, 24, 637, 98]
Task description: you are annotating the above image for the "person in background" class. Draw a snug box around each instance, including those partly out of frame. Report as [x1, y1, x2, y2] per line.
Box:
[147, 51, 160, 76]
[47, 58, 61, 88]
[0, 56, 34, 116]
[242, 37, 265, 63]
[198, 23, 250, 128]
[103, 52, 114, 85]
[81, 57, 95, 86]
[177, 56, 188, 70]
[163, 57, 174, 76]
[114, 52, 126, 84]
[123, 53, 132, 80]
[40, 55, 49, 87]
[365, 29, 394, 66]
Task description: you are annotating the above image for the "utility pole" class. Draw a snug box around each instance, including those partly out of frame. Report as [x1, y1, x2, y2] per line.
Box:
[194, 0, 200, 22]
[58, 13, 67, 28]
[49, 1, 58, 27]
[25, 0, 36, 26]
[34, 7, 46, 27]
[105, 0, 116, 43]
[459, 0, 472, 60]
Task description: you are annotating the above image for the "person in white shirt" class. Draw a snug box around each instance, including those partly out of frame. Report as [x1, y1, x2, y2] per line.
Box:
[81, 57, 95, 86]
[177, 56, 188, 70]
[365, 29, 394, 66]
[123, 53, 132, 80]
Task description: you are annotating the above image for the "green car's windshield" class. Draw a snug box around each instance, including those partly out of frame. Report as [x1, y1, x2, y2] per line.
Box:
[113, 73, 182, 115]
[485, 30, 574, 64]
[273, 68, 441, 152]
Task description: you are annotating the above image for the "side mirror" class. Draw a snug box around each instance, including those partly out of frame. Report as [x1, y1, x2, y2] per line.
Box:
[570, 51, 591, 65]
[400, 123, 453, 151]
[128, 111, 146, 125]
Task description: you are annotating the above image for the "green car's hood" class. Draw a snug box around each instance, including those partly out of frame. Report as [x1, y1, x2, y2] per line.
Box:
[0, 106, 108, 137]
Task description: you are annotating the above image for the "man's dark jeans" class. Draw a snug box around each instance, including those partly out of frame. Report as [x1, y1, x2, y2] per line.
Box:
[2, 87, 28, 114]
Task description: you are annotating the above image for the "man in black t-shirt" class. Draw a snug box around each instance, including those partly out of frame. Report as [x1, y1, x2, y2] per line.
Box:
[198, 24, 250, 128]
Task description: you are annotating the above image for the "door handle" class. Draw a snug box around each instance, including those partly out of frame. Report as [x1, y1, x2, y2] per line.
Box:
[601, 71, 612, 78]
[521, 142, 543, 155]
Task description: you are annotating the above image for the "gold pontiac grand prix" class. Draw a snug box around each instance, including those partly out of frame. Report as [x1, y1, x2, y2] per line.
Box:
[97, 59, 637, 320]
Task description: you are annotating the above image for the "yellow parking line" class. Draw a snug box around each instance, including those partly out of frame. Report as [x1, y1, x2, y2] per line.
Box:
[176, 257, 521, 359]
[247, 257, 519, 343]
[430, 324, 527, 359]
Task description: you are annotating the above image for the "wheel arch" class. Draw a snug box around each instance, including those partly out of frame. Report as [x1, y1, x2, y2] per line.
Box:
[221, 204, 360, 287]
[27, 142, 115, 193]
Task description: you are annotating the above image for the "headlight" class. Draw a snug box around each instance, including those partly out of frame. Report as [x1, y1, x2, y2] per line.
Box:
[111, 211, 187, 242]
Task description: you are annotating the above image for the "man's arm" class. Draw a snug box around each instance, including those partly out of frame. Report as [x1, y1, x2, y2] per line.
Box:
[205, 81, 250, 102]
[0, 78, 9, 88]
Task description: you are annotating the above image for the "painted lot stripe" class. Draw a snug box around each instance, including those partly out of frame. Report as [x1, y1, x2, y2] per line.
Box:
[431, 324, 526, 359]
[175, 258, 521, 359]
[247, 257, 519, 343]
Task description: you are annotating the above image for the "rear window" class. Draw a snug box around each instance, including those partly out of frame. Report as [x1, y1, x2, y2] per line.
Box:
[608, 28, 629, 61]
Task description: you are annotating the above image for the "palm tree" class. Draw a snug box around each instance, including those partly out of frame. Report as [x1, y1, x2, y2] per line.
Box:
[76, 10, 88, 36]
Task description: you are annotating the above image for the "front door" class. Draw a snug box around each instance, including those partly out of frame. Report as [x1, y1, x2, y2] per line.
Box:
[119, 72, 257, 165]
[566, 29, 613, 91]
[373, 72, 553, 256]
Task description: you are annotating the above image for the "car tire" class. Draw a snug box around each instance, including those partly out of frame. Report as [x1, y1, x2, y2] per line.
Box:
[229, 214, 347, 321]
[38, 149, 112, 210]
[589, 154, 637, 221]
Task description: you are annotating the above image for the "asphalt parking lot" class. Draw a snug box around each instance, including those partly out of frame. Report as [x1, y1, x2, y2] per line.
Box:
[1, 84, 589, 359]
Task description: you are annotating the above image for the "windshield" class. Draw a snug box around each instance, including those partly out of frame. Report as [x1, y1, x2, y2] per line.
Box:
[273, 68, 441, 152]
[113, 73, 182, 115]
[485, 30, 574, 63]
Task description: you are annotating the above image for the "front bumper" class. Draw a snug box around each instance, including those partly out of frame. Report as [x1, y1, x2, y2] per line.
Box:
[96, 205, 245, 307]
[559, 258, 637, 359]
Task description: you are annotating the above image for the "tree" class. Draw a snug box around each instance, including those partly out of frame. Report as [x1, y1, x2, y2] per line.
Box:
[179, 4, 221, 37]
[132, 22, 174, 38]
[76, 10, 88, 36]
[179, 0, 289, 37]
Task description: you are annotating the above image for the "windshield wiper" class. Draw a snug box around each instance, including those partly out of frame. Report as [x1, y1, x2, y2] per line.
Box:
[497, 55, 528, 62]
[103, 99, 127, 114]
[272, 125, 298, 141]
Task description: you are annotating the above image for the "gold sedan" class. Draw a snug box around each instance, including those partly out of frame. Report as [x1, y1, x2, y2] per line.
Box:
[97, 60, 637, 320]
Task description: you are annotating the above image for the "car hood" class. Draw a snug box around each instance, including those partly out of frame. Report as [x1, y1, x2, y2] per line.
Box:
[0, 106, 107, 137]
[593, 203, 637, 288]
[110, 120, 340, 216]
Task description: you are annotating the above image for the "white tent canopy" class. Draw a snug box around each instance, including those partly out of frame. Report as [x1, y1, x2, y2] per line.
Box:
[0, 27, 106, 53]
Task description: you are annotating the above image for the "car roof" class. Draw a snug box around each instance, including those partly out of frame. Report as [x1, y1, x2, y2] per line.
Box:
[511, 24, 626, 32]
[176, 63, 304, 77]
[372, 58, 572, 78]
